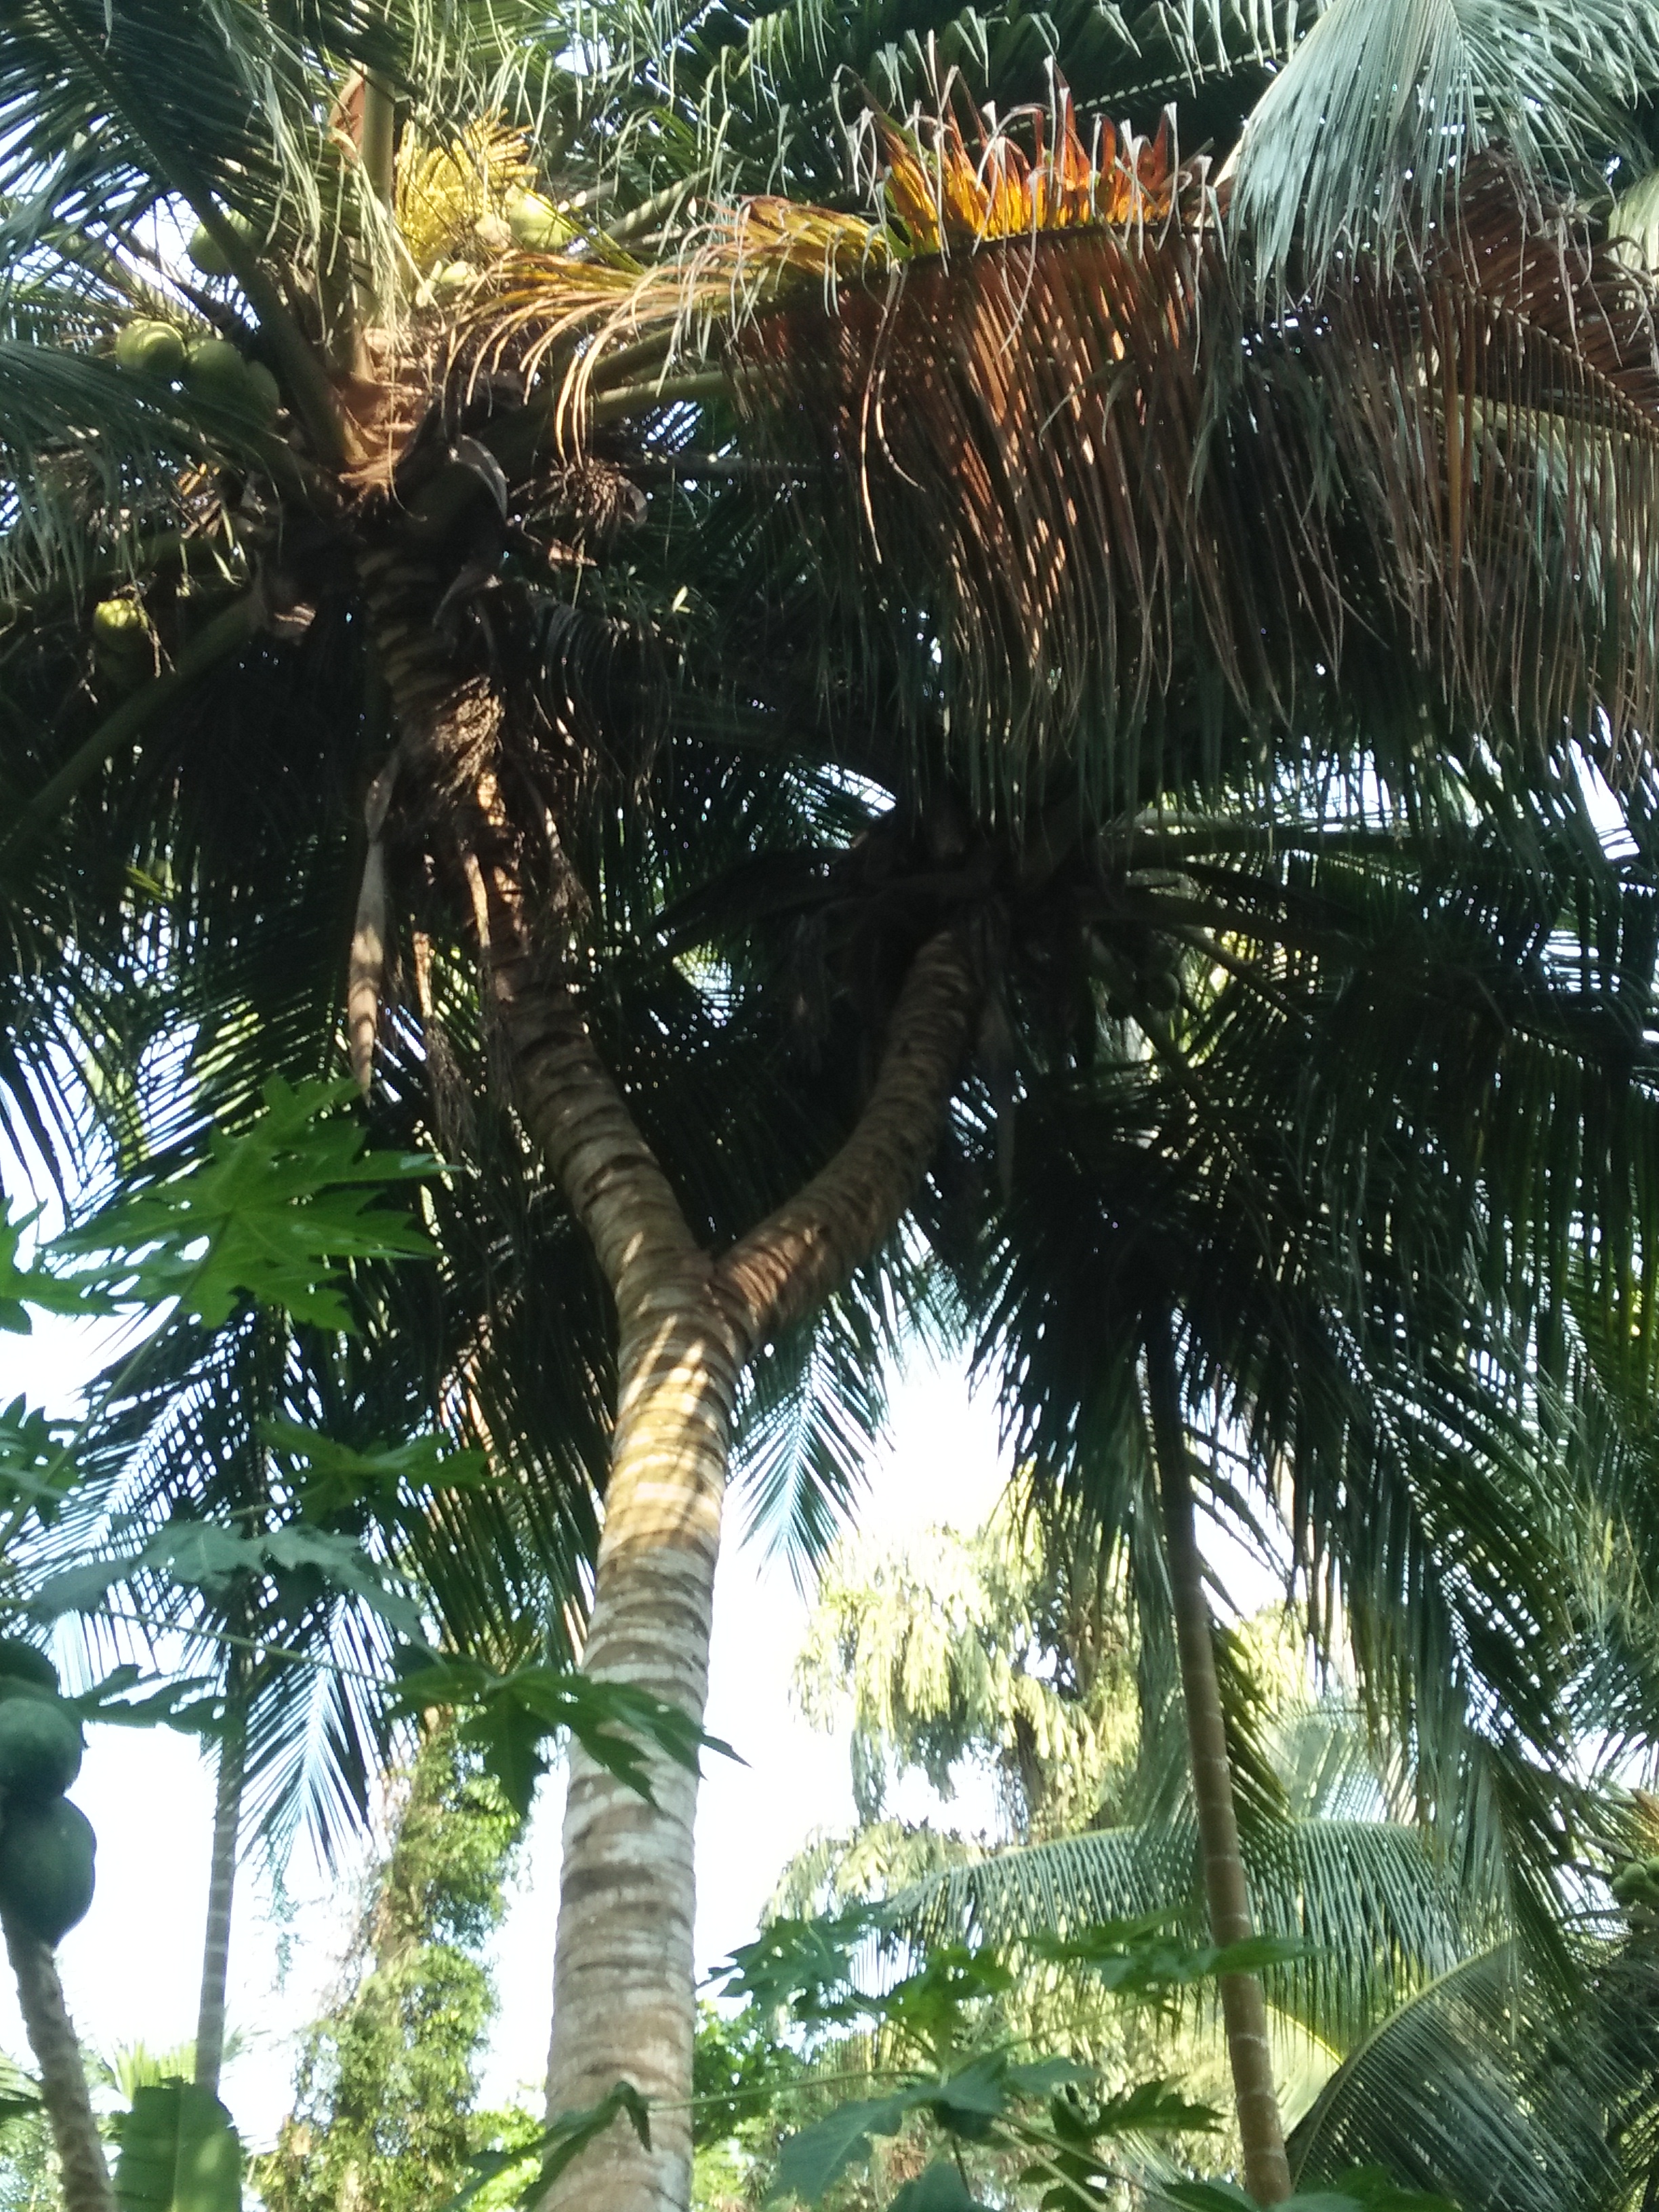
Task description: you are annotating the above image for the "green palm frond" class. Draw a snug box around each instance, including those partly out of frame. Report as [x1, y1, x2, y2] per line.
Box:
[884, 1816, 1488, 2057]
[1229, 0, 1659, 281]
[1288, 1937, 1659, 2211]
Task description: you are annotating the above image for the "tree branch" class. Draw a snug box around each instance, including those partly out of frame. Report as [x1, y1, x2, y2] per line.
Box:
[715, 928, 978, 1349]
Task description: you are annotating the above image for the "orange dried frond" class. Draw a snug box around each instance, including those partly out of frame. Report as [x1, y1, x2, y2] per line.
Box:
[397, 115, 538, 273]
[877, 89, 1191, 255]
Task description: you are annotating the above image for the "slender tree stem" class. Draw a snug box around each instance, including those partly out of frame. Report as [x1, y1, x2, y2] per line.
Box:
[194, 1678, 249, 2096]
[2, 1910, 111, 2212]
[1145, 1313, 1291, 2207]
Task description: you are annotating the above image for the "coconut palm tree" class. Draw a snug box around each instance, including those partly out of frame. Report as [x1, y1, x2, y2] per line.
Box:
[10, 4, 1659, 2208]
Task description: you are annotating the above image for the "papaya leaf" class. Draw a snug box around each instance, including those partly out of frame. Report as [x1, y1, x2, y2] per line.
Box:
[391, 1656, 737, 1816]
[50, 1077, 433, 1330]
[708, 1903, 890, 2021]
[438, 2082, 649, 2212]
[258, 1418, 489, 1521]
[114, 2083, 242, 2212]
[66, 1664, 223, 1735]
[1030, 1919, 1306, 1992]
[0, 1398, 79, 1524]
[0, 1206, 106, 1331]
[928, 2055, 1015, 2126]
[887, 2163, 985, 2211]
[32, 1523, 423, 1636]
[771, 2090, 927, 2204]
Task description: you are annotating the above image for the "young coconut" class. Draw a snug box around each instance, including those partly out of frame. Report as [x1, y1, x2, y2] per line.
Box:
[186, 211, 257, 278]
[184, 337, 251, 405]
[91, 600, 152, 687]
[114, 319, 186, 380]
[505, 189, 572, 250]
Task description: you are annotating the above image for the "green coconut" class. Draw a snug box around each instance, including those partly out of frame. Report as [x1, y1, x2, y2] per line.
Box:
[0, 1799, 96, 1947]
[186, 211, 255, 278]
[429, 260, 475, 304]
[92, 598, 147, 643]
[505, 189, 570, 251]
[0, 1696, 82, 1801]
[243, 361, 281, 422]
[0, 1641, 57, 1696]
[115, 319, 186, 380]
[184, 338, 251, 404]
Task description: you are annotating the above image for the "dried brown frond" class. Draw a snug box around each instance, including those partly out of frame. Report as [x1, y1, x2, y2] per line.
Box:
[732, 155, 1659, 802]
[464, 92, 1659, 802]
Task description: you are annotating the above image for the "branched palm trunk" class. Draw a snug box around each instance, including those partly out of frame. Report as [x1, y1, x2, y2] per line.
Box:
[354, 554, 977, 2212]
[195, 1673, 249, 2097]
[2, 1908, 112, 2212]
[1145, 1315, 1291, 2207]
[490, 912, 978, 2212]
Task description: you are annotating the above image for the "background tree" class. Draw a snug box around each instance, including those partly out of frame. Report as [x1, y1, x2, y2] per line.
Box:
[257, 1723, 528, 2212]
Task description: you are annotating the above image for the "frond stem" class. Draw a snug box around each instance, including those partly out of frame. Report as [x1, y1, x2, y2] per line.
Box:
[4, 593, 262, 855]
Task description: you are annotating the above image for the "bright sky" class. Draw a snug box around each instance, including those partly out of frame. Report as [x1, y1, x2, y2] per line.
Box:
[0, 1315, 1014, 2147]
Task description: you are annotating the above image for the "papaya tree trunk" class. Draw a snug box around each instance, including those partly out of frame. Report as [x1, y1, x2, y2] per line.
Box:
[194, 1677, 249, 2097]
[489, 905, 977, 2212]
[2, 1908, 112, 2212]
[1145, 1315, 1292, 2207]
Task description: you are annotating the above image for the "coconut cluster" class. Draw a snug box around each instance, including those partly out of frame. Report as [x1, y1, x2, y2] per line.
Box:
[0, 1642, 96, 1948]
[111, 218, 279, 424]
[1611, 1853, 1659, 1917]
[115, 315, 280, 424]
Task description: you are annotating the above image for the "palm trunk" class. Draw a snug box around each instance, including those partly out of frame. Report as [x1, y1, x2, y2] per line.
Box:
[194, 1683, 249, 2097]
[544, 1273, 743, 2212]
[1145, 1315, 1292, 2207]
[487, 908, 977, 2212]
[2, 1909, 112, 2212]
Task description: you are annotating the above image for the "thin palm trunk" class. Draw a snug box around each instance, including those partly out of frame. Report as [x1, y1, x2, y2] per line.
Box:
[2, 1909, 112, 2212]
[194, 1680, 248, 2097]
[1145, 1315, 1292, 2207]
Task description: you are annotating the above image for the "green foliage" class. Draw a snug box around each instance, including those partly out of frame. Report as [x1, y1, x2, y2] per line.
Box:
[256, 1727, 524, 2212]
[391, 1652, 737, 1816]
[716, 1910, 1452, 2212]
[49, 1078, 431, 1331]
[695, 2003, 808, 2148]
[113, 2085, 242, 2212]
[792, 1501, 1138, 1843]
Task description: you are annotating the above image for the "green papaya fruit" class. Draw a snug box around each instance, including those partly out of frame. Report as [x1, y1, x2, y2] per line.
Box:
[115, 319, 186, 380]
[186, 212, 255, 278]
[0, 1695, 81, 1800]
[184, 339, 250, 403]
[0, 1641, 56, 1695]
[0, 1798, 96, 1946]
